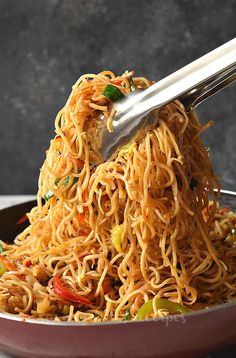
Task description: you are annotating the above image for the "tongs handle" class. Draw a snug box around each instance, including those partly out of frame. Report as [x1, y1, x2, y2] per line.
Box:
[117, 38, 236, 117]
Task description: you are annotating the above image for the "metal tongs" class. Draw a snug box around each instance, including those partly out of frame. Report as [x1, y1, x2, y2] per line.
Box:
[100, 38, 236, 161]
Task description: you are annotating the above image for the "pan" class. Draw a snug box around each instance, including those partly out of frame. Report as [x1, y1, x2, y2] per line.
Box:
[0, 191, 236, 358]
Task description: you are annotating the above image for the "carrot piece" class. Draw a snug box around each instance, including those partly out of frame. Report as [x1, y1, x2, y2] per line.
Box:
[0, 255, 16, 271]
[77, 213, 86, 225]
[16, 214, 28, 225]
[76, 159, 84, 171]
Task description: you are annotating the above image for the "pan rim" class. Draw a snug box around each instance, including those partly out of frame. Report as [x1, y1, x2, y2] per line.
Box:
[0, 298, 236, 326]
[0, 189, 236, 327]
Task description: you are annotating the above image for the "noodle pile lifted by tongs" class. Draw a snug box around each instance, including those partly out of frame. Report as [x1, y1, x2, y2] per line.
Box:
[0, 71, 236, 322]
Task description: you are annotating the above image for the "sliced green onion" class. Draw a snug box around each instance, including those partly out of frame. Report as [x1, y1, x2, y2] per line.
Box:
[44, 190, 54, 201]
[55, 169, 81, 187]
[0, 261, 7, 276]
[62, 305, 70, 315]
[55, 178, 61, 186]
[129, 78, 136, 92]
[123, 70, 136, 92]
[136, 298, 190, 320]
[58, 115, 62, 129]
[73, 177, 79, 185]
[124, 309, 131, 320]
[63, 176, 70, 186]
[0, 244, 4, 253]
[102, 84, 124, 101]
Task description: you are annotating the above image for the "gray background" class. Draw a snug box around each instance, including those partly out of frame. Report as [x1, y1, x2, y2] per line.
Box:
[0, 0, 235, 194]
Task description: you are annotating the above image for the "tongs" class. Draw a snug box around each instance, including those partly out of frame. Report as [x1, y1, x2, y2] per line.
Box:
[100, 38, 236, 161]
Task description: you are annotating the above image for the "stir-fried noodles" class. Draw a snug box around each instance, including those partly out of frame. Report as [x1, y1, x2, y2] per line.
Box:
[1, 71, 236, 322]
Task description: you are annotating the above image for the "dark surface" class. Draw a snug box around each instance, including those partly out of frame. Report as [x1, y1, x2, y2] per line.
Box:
[0, 0, 235, 194]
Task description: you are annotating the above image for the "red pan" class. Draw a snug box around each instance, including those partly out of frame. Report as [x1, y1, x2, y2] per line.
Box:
[0, 193, 236, 358]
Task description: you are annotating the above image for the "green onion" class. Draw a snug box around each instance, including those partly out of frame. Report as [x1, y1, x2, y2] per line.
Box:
[129, 78, 136, 92]
[0, 244, 4, 253]
[62, 305, 70, 315]
[102, 84, 124, 101]
[55, 168, 81, 188]
[58, 115, 62, 129]
[123, 70, 136, 92]
[44, 190, 54, 201]
[63, 176, 70, 186]
[0, 261, 7, 276]
[124, 309, 131, 320]
[55, 178, 61, 186]
[73, 177, 79, 185]
[55, 176, 71, 187]
[136, 298, 190, 320]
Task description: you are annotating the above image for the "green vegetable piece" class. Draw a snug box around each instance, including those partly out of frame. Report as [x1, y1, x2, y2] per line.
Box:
[73, 177, 79, 185]
[63, 176, 70, 186]
[58, 115, 62, 129]
[102, 84, 124, 101]
[125, 309, 131, 320]
[129, 78, 136, 92]
[62, 305, 70, 315]
[123, 70, 136, 92]
[0, 244, 4, 253]
[55, 178, 61, 186]
[136, 298, 190, 320]
[44, 190, 54, 201]
[0, 261, 7, 276]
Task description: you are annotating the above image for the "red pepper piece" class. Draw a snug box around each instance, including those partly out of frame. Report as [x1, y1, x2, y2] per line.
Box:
[16, 214, 28, 225]
[53, 275, 91, 305]
[25, 260, 32, 268]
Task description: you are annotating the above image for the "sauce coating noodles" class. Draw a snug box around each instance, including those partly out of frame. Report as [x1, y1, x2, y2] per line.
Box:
[0, 71, 236, 322]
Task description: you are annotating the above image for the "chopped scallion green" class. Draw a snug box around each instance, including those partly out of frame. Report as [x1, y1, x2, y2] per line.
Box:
[44, 190, 54, 201]
[0, 244, 4, 253]
[62, 305, 70, 315]
[102, 84, 124, 101]
[58, 115, 62, 128]
[73, 177, 79, 185]
[129, 78, 136, 92]
[55, 178, 61, 186]
[63, 176, 70, 186]
[125, 309, 131, 320]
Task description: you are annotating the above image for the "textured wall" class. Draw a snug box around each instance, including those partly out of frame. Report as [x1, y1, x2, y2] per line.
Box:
[0, 0, 235, 194]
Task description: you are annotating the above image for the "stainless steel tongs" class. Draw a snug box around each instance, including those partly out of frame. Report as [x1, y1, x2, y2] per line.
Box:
[100, 38, 236, 161]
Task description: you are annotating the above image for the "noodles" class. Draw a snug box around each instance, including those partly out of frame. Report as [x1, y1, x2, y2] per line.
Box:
[0, 71, 236, 322]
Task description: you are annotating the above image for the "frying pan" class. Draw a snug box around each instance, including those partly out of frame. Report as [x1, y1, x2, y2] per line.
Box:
[1, 193, 236, 358]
